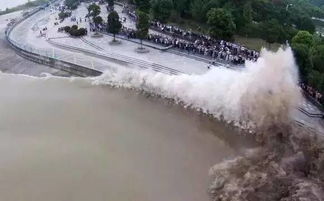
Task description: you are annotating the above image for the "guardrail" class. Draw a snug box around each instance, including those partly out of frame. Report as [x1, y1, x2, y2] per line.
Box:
[5, 3, 102, 77]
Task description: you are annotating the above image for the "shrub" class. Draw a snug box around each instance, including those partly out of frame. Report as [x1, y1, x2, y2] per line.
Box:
[58, 11, 71, 20]
[63, 26, 71, 33]
[77, 28, 87, 36]
[69, 27, 87, 37]
[71, 25, 78, 30]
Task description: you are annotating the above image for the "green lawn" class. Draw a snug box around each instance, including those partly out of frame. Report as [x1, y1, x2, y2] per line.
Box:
[168, 17, 282, 52]
[234, 35, 281, 51]
[168, 17, 209, 34]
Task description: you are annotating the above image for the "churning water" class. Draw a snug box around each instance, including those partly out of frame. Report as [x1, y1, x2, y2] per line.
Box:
[93, 47, 301, 129]
[0, 72, 254, 201]
[0, 47, 317, 201]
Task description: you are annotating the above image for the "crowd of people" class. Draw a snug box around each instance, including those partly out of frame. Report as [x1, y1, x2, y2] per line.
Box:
[301, 83, 324, 104]
[119, 27, 247, 64]
[119, 7, 259, 65]
[121, 5, 137, 21]
[151, 21, 259, 61]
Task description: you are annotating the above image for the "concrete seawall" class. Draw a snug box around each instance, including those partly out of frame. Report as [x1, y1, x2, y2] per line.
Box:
[5, 5, 102, 77]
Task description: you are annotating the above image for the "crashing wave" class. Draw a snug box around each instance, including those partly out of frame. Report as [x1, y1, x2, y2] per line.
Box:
[91, 47, 301, 130]
[208, 124, 324, 201]
[91, 47, 324, 201]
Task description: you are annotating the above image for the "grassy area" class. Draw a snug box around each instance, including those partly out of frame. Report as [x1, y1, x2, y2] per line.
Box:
[234, 35, 281, 51]
[168, 16, 282, 51]
[0, 0, 48, 16]
[168, 17, 209, 35]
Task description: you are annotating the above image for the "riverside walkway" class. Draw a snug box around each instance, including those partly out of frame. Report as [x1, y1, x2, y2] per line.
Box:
[8, 2, 214, 76]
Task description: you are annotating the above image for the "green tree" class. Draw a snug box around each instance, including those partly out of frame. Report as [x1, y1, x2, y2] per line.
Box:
[259, 19, 283, 45]
[204, 0, 222, 12]
[207, 8, 236, 41]
[87, 3, 101, 18]
[296, 16, 316, 34]
[152, 0, 173, 23]
[291, 43, 313, 81]
[190, 0, 208, 22]
[93, 16, 103, 26]
[136, 11, 150, 48]
[311, 45, 324, 73]
[135, 0, 151, 13]
[107, 11, 122, 41]
[292, 31, 314, 48]
[242, 2, 252, 25]
[308, 70, 323, 89]
[172, 0, 190, 17]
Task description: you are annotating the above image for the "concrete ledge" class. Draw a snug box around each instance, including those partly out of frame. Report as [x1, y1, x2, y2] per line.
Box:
[5, 4, 103, 77]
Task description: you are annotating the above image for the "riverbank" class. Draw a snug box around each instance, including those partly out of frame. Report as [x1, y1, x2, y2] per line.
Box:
[0, 11, 70, 76]
[0, 0, 48, 16]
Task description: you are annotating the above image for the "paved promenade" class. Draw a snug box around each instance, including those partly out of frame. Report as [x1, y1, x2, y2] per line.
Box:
[0, 11, 70, 76]
[9, 3, 215, 75]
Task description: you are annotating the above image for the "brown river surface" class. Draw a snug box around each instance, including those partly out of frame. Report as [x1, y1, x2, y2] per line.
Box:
[0, 9, 256, 201]
[0, 74, 253, 201]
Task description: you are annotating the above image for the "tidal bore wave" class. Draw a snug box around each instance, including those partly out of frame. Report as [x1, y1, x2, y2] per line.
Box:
[89, 47, 324, 201]
[1, 47, 323, 200]
[91, 48, 301, 130]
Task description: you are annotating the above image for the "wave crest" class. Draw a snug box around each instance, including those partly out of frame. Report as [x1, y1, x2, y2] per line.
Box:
[91, 47, 301, 129]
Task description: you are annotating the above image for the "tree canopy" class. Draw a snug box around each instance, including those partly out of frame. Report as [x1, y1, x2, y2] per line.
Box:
[107, 11, 122, 41]
[137, 0, 321, 44]
[134, 0, 151, 13]
[310, 45, 324, 73]
[87, 3, 101, 18]
[292, 31, 314, 48]
[291, 43, 312, 80]
[295, 16, 316, 34]
[93, 16, 103, 25]
[136, 10, 150, 47]
[291, 30, 324, 102]
[151, 0, 173, 23]
[207, 8, 236, 41]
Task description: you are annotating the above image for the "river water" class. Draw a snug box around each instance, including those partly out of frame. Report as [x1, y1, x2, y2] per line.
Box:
[0, 73, 253, 201]
[0, 0, 31, 10]
[0, 7, 305, 200]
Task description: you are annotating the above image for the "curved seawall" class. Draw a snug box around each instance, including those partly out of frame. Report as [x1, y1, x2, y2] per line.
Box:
[5, 4, 102, 77]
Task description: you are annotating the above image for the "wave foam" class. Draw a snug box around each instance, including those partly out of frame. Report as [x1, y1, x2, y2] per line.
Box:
[91, 47, 301, 129]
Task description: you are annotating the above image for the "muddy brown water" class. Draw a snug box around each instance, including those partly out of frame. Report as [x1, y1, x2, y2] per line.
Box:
[0, 74, 254, 201]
